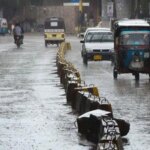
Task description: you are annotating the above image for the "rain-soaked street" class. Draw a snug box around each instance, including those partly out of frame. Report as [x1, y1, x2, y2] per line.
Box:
[0, 34, 150, 150]
[66, 36, 150, 150]
[0, 34, 94, 150]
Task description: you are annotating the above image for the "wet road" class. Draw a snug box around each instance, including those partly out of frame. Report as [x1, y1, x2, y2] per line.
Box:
[0, 34, 94, 150]
[65, 37, 150, 150]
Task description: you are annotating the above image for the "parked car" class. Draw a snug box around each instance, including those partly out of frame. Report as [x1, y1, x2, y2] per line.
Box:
[84, 27, 111, 37]
[80, 28, 114, 65]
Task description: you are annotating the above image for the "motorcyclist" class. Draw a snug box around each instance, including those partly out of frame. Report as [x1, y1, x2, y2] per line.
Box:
[13, 22, 24, 44]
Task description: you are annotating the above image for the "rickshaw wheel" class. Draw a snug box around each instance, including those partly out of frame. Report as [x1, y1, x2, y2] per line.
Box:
[135, 73, 139, 81]
[113, 68, 118, 79]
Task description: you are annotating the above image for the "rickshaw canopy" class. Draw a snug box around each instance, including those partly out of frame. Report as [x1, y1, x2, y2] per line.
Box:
[114, 19, 150, 28]
[44, 17, 65, 30]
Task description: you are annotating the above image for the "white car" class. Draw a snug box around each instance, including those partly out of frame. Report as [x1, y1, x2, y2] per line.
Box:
[78, 27, 111, 39]
[84, 27, 111, 36]
[80, 28, 114, 65]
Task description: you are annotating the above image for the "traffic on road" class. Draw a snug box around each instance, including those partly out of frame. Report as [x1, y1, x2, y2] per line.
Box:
[65, 31, 150, 150]
[0, 21, 150, 150]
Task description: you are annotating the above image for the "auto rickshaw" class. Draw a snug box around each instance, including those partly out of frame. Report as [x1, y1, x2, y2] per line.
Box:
[44, 17, 65, 47]
[113, 19, 150, 80]
[0, 18, 8, 35]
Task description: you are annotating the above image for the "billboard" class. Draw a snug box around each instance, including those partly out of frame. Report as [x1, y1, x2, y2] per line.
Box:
[71, 0, 79, 2]
[107, 2, 114, 17]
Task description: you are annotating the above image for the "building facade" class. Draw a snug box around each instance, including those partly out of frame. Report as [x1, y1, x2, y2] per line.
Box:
[3, 0, 150, 33]
[89, 0, 150, 27]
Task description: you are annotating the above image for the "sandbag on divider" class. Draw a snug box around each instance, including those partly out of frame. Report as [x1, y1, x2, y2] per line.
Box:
[96, 116, 123, 150]
[75, 91, 89, 113]
[74, 91, 113, 117]
[113, 118, 130, 137]
[69, 82, 87, 109]
[100, 116, 130, 139]
[77, 110, 130, 145]
[72, 85, 100, 111]
[89, 96, 113, 117]
[59, 66, 78, 87]
[65, 42, 71, 50]
[57, 41, 128, 149]
[97, 135, 123, 150]
[57, 42, 71, 62]
[79, 92, 92, 115]
[57, 61, 67, 77]
[60, 42, 71, 54]
[98, 97, 113, 116]
[61, 68, 68, 88]
[66, 80, 78, 103]
[56, 53, 60, 67]
[75, 85, 99, 97]
[65, 62, 81, 81]
[77, 110, 114, 143]
[64, 71, 81, 90]
[98, 116, 120, 141]
[77, 113, 124, 149]
[60, 64, 69, 85]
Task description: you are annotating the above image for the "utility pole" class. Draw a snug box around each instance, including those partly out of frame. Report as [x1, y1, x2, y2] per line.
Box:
[78, 0, 84, 33]
[79, 0, 83, 12]
[112, 0, 116, 18]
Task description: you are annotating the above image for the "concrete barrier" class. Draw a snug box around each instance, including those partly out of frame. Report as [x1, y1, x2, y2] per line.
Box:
[97, 116, 123, 150]
[64, 71, 81, 90]
[92, 97, 113, 117]
[76, 112, 122, 145]
[75, 85, 99, 97]
[75, 91, 88, 113]
[74, 91, 113, 117]
[72, 85, 100, 111]
[56, 42, 128, 150]
[66, 80, 78, 103]
[97, 135, 123, 150]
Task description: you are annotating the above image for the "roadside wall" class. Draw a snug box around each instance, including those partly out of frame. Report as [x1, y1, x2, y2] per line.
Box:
[115, 0, 132, 19]
[24, 6, 78, 34]
[101, 0, 132, 28]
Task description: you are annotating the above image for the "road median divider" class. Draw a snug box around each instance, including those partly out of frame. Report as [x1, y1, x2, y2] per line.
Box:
[56, 42, 130, 150]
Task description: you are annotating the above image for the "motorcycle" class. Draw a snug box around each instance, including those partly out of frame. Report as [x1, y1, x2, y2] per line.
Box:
[15, 35, 23, 48]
